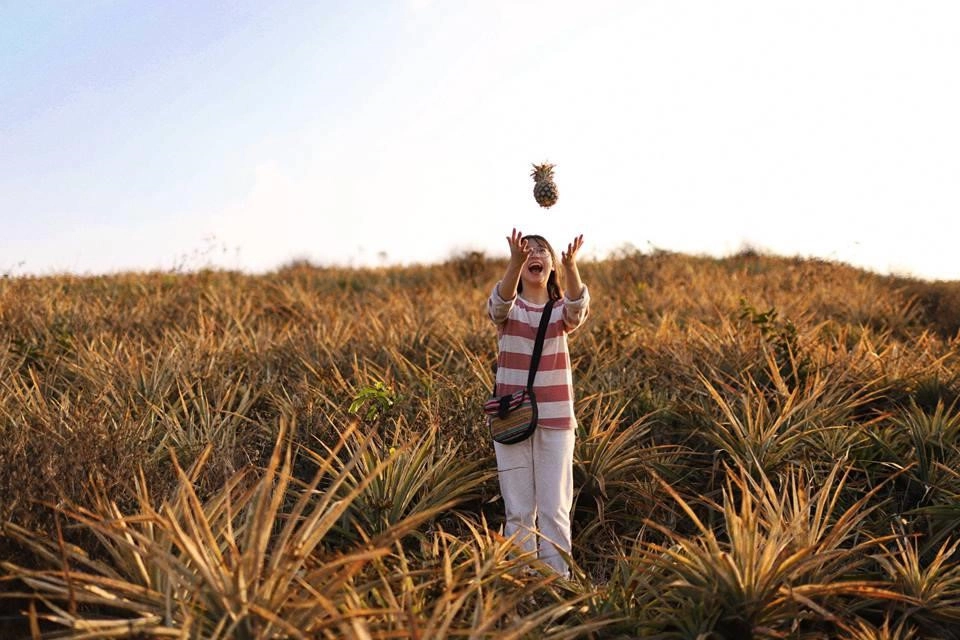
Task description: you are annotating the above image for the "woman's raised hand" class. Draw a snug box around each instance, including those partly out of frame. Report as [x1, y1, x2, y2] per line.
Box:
[561, 234, 584, 267]
[506, 228, 530, 265]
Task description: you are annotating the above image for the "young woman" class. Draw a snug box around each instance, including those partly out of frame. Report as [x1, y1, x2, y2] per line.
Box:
[486, 228, 590, 576]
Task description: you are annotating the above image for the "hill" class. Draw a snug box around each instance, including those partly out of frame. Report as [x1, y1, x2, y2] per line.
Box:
[1, 249, 959, 637]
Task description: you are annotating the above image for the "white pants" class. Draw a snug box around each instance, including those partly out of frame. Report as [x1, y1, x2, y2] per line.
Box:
[494, 427, 575, 576]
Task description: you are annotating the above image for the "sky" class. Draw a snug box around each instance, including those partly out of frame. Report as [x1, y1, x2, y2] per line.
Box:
[2, 1, 959, 281]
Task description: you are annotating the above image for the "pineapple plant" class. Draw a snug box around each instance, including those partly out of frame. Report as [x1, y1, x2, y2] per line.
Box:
[531, 162, 558, 208]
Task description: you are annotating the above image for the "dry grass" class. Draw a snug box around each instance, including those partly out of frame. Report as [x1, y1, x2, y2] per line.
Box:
[1, 249, 959, 638]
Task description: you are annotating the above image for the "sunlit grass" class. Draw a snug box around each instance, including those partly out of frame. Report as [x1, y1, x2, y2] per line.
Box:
[1, 250, 959, 637]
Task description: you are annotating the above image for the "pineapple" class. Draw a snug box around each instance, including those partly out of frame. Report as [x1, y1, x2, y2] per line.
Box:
[531, 162, 558, 208]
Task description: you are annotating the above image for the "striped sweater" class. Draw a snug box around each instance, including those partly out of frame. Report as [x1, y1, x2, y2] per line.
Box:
[487, 282, 591, 430]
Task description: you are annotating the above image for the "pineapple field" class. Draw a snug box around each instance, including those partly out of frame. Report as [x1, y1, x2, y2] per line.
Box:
[1, 248, 960, 639]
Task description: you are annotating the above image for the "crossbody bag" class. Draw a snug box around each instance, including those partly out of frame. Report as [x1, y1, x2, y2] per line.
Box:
[483, 298, 555, 444]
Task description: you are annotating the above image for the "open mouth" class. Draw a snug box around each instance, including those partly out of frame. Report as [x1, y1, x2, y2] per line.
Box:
[528, 263, 544, 274]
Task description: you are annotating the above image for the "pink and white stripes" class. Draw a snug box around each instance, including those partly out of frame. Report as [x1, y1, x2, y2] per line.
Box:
[487, 282, 590, 430]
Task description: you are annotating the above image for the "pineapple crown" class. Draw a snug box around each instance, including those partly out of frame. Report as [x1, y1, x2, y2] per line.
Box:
[530, 162, 555, 182]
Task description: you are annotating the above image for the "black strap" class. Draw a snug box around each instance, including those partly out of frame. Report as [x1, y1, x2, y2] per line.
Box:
[526, 299, 555, 391]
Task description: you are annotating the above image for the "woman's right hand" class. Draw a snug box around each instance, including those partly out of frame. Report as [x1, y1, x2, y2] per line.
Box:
[497, 228, 528, 302]
[506, 228, 530, 266]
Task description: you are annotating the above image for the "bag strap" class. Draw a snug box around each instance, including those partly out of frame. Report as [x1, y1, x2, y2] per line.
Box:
[526, 298, 556, 391]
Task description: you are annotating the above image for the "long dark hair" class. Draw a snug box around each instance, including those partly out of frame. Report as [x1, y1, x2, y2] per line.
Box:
[517, 234, 563, 301]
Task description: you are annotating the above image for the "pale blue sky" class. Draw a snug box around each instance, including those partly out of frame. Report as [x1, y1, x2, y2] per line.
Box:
[2, 1, 959, 280]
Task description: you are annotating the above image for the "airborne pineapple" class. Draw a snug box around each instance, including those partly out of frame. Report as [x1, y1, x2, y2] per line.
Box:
[531, 162, 558, 208]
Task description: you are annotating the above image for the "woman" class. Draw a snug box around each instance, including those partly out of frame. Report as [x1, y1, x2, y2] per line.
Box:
[486, 228, 590, 576]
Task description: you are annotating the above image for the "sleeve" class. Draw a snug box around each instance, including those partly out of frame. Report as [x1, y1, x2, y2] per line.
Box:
[487, 280, 515, 325]
[562, 283, 590, 331]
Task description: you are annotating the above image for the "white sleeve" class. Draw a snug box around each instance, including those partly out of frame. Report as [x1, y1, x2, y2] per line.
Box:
[562, 284, 590, 330]
[487, 281, 515, 325]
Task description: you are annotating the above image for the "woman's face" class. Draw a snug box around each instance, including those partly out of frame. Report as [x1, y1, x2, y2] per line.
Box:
[521, 238, 553, 289]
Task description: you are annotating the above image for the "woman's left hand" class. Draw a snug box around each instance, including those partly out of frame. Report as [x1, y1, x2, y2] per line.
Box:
[561, 234, 584, 267]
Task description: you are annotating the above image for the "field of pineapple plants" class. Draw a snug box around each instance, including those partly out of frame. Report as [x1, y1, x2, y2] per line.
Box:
[1, 248, 960, 639]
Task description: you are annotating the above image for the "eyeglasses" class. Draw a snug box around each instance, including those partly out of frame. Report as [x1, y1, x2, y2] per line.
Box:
[529, 247, 550, 256]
